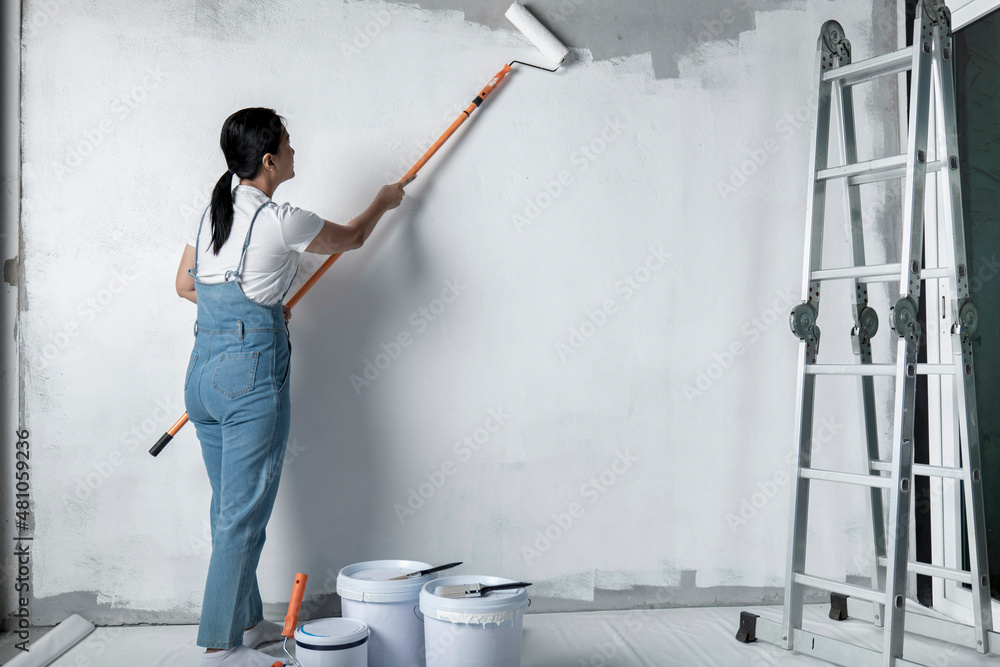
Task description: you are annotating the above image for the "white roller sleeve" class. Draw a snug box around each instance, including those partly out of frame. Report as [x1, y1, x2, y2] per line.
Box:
[505, 3, 570, 66]
[6, 614, 95, 667]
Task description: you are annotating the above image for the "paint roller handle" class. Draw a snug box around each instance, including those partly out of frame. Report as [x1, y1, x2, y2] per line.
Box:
[400, 64, 513, 181]
[154, 66, 512, 456]
[282, 573, 309, 638]
[149, 413, 189, 456]
[477, 63, 513, 104]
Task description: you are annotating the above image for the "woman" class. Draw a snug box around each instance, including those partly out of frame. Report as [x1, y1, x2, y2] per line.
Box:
[176, 107, 413, 667]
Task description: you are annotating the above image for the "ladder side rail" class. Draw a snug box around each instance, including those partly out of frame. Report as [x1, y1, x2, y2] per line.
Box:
[882, 341, 921, 664]
[883, 5, 937, 663]
[782, 28, 842, 650]
[921, 27, 949, 621]
[837, 78, 888, 627]
[933, 20, 993, 650]
[897, 12, 935, 300]
[923, 14, 954, 628]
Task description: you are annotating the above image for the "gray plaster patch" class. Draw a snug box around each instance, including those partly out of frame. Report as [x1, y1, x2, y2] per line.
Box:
[3, 257, 16, 287]
[402, 0, 761, 79]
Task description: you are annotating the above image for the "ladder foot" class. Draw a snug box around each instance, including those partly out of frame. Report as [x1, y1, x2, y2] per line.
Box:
[735, 611, 759, 643]
[829, 593, 850, 621]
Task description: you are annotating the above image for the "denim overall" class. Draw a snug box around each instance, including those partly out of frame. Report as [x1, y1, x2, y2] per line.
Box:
[184, 201, 292, 649]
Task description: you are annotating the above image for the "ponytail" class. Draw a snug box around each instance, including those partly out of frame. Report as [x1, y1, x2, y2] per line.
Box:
[208, 108, 285, 255]
[209, 170, 234, 256]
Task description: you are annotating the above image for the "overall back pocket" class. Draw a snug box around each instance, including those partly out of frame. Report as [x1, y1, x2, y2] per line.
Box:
[212, 352, 260, 398]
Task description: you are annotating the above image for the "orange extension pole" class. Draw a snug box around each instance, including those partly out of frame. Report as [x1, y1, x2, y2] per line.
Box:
[149, 64, 514, 457]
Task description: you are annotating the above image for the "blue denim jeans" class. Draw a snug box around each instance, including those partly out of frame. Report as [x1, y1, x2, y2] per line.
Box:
[184, 277, 291, 649]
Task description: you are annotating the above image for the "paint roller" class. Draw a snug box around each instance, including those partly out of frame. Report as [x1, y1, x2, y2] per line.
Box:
[273, 572, 308, 667]
[150, 3, 570, 457]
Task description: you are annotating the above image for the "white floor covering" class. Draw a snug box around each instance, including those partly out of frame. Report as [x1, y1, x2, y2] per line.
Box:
[7, 604, 1000, 666]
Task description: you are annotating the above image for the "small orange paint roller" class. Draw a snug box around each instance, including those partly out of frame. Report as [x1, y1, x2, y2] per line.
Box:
[277, 572, 309, 667]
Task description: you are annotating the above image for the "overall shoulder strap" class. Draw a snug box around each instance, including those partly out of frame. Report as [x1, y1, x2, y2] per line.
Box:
[188, 204, 211, 278]
[226, 201, 271, 282]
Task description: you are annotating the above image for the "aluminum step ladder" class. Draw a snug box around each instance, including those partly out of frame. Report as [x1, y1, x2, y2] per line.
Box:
[735, 1, 995, 664]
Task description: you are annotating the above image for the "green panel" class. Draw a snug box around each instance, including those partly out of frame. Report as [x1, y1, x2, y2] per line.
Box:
[956, 9, 1000, 597]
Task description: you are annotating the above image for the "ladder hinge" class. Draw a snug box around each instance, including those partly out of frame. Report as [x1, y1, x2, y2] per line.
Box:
[790, 303, 821, 358]
[890, 297, 921, 345]
[851, 306, 879, 355]
[922, 0, 953, 35]
[820, 20, 851, 62]
[951, 300, 979, 354]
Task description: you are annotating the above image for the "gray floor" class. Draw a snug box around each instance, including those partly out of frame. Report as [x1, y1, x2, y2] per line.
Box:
[2, 604, 1000, 665]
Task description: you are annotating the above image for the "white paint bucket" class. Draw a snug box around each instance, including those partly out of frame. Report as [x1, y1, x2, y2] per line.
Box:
[419, 575, 530, 667]
[294, 617, 369, 667]
[337, 560, 439, 667]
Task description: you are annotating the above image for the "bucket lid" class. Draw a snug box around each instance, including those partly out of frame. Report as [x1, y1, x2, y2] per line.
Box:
[337, 560, 437, 603]
[294, 618, 369, 650]
[419, 575, 530, 625]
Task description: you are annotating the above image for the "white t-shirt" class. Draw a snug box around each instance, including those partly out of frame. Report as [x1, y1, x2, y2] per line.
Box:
[187, 185, 324, 306]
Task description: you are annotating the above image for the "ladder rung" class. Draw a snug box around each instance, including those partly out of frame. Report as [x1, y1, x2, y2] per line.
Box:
[800, 468, 892, 489]
[921, 267, 950, 280]
[817, 154, 906, 182]
[811, 263, 902, 281]
[877, 556, 974, 584]
[822, 45, 913, 85]
[794, 573, 885, 604]
[816, 155, 945, 184]
[809, 264, 950, 282]
[805, 364, 957, 376]
[870, 460, 965, 480]
[849, 159, 947, 186]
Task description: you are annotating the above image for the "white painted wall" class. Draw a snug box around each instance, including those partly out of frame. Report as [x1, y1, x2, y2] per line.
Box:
[15, 0, 899, 623]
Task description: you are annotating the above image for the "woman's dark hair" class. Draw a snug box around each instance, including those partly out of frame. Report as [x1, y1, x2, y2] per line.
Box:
[209, 107, 285, 254]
